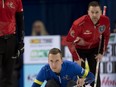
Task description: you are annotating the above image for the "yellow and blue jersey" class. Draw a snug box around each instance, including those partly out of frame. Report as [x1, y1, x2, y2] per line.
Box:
[32, 60, 94, 87]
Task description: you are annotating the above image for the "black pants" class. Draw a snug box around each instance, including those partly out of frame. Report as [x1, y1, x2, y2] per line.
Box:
[76, 48, 101, 87]
[11, 56, 23, 87]
[45, 79, 76, 87]
[0, 35, 16, 87]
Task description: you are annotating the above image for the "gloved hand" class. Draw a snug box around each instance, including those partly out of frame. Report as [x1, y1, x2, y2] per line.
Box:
[16, 42, 24, 58]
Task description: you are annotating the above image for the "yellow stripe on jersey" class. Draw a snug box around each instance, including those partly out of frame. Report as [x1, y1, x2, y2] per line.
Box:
[85, 58, 90, 72]
[34, 79, 43, 85]
[82, 69, 89, 78]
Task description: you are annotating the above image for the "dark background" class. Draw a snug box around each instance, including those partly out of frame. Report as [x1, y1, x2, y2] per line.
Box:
[22, 0, 116, 36]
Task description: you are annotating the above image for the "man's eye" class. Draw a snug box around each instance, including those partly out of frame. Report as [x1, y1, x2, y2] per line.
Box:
[91, 12, 94, 14]
[96, 12, 99, 14]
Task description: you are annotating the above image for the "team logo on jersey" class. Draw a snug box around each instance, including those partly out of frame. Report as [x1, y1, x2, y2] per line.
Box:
[7, 2, 15, 9]
[70, 29, 75, 38]
[62, 75, 71, 80]
[98, 25, 106, 33]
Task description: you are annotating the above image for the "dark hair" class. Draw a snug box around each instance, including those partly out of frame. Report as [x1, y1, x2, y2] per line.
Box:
[88, 1, 101, 10]
[48, 48, 62, 59]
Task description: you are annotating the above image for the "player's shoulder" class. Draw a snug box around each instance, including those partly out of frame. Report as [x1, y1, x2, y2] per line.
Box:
[41, 64, 51, 71]
[73, 15, 88, 26]
[16, 0, 22, 2]
[15, 0, 22, 5]
[15, 0, 23, 5]
[100, 15, 110, 22]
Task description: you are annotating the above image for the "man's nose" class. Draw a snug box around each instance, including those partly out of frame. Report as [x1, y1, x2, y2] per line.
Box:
[93, 13, 97, 17]
[52, 63, 56, 68]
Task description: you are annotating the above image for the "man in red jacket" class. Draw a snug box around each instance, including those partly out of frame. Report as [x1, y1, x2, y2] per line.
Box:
[66, 1, 110, 87]
[0, 0, 24, 87]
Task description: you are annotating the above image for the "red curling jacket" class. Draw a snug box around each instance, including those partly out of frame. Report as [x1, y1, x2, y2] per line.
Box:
[66, 15, 110, 60]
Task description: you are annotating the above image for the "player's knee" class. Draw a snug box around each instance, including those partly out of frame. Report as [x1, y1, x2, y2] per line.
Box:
[45, 79, 60, 87]
[67, 80, 77, 87]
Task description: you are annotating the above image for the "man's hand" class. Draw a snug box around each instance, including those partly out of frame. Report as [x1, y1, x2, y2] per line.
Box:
[75, 58, 84, 66]
[76, 78, 85, 87]
[95, 53, 103, 62]
[74, 37, 86, 46]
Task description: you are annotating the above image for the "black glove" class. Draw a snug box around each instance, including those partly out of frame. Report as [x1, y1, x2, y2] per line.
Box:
[12, 42, 24, 59]
[16, 42, 24, 58]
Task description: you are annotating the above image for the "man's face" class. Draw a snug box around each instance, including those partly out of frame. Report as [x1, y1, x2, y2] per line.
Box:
[88, 6, 102, 24]
[48, 53, 63, 73]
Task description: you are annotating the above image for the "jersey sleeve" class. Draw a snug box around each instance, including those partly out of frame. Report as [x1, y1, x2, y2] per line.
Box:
[66, 24, 81, 42]
[72, 62, 94, 78]
[72, 62, 86, 77]
[72, 62, 95, 84]
[85, 72, 95, 84]
[16, 0, 23, 12]
[66, 24, 81, 60]
[101, 17, 110, 54]
[32, 67, 47, 87]
[67, 43, 80, 60]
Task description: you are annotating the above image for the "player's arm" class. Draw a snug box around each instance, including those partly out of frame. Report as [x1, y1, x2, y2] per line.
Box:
[66, 24, 81, 61]
[32, 67, 46, 87]
[73, 62, 95, 84]
[15, 11, 24, 58]
[32, 82, 41, 87]
[95, 18, 110, 61]
[66, 23, 81, 42]
[16, 12, 24, 44]
[79, 69, 95, 84]
[16, 0, 24, 44]
[32, 80, 42, 87]
[15, 0, 25, 58]
[84, 71, 95, 84]
[66, 24, 90, 61]
[101, 18, 110, 54]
